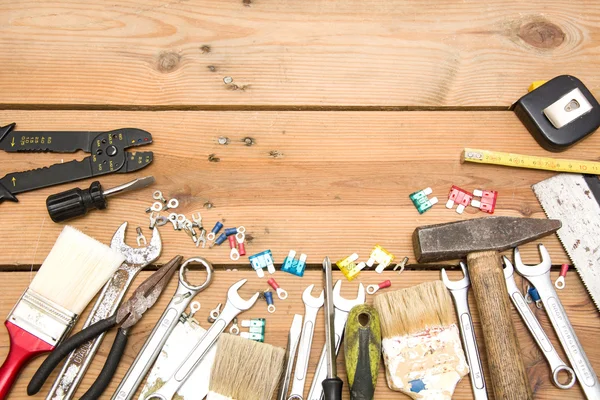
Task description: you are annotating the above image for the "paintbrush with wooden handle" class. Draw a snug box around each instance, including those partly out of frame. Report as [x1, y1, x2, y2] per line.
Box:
[208, 334, 285, 400]
[373, 281, 469, 400]
[0, 226, 125, 399]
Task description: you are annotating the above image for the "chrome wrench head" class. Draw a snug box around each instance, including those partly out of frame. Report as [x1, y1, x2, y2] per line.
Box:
[302, 284, 324, 309]
[441, 261, 469, 291]
[514, 244, 552, 278]
[111, 222, 162, 266]
[228, 279, 261, 311]
[332, 280, 365, 312]
[502, 256, 515, 279]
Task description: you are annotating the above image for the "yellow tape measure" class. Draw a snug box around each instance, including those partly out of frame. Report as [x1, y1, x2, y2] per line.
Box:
[462, 148, 600, 174]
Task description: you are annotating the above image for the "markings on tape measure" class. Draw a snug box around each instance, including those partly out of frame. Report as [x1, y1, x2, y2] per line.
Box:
[461, 148, 600, 175]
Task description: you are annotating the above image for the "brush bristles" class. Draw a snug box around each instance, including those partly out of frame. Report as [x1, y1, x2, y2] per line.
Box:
[373, 280, 453, 338]
[29, 226, 125, 314]
[209, 334, 285, 400]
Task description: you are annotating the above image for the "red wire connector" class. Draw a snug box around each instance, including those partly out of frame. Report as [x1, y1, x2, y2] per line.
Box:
[471, 189, 498, 214]
[555, 264, 569, 290]
[446, 185, 473, 214]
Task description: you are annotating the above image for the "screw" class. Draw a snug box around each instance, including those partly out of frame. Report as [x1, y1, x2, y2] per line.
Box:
[223, 76, 233, 84]
[218, 136, 229, 145]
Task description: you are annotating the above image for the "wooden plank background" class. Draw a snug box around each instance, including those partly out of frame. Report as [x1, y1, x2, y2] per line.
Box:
[0, 0, 599, 107]
[1, 0, 599, 399]
[2, 110, 600, 267]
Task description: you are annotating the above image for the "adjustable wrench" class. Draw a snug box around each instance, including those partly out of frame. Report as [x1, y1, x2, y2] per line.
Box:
[146, 279, 260, 400]
[502, 256, 575, 389]
[288, 285, 324, 400]
[307, 281, 365, 400]
[113, 257, 214, 400]
[46, 222, 162, 400]
[514, 245, 600, 400]
[441, 262, 488, 400]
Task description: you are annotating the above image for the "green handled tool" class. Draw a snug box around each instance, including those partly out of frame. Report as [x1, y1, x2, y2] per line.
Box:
[321, 257, 343, 400]
[344, 304, 381, 400]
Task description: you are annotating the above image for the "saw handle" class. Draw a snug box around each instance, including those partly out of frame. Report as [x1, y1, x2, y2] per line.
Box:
[467, 251, 532, 400]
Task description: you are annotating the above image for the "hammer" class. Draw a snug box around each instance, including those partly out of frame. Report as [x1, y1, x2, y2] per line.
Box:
[413, 216, 561, 400]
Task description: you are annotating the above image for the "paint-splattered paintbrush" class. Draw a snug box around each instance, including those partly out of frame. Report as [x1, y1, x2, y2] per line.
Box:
[0, 226, 125, 398]
[207, 334, 285, 400]
[373, 280, 469, 400]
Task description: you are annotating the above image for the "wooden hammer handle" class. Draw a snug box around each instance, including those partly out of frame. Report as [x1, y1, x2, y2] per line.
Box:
[467, 251, 532, 400]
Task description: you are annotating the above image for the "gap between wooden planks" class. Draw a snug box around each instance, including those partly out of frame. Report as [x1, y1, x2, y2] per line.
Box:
[2, 111, 600, 266]
[0, 270, 596, 400]
[0, 0, 598, 107]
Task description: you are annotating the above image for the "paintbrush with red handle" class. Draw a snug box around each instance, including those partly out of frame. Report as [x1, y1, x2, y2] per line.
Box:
[0, 226, 125, 399]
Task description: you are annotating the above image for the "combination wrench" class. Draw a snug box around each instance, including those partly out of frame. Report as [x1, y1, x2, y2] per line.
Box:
[514, 245, 600, 399]
[288, 284, 324, 400]
[46, 223, 162, 400]
[502, 255, 575, 389]
[441, 262, 488, 400]
[146, 279, 259, 400]
[307, 281, 365, 400]
[113, 257, 214, 400]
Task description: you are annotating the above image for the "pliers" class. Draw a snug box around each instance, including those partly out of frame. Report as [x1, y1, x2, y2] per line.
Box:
[0, 122, 153, 203]
[27, 255, 183, 400]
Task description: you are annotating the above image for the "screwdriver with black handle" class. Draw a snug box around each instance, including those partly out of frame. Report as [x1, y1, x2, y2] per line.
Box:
[46, 176, 155, 222]
[322, 257, 344, 400]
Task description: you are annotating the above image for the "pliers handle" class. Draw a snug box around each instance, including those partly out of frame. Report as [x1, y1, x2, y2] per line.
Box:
[28, 314, 128, 399]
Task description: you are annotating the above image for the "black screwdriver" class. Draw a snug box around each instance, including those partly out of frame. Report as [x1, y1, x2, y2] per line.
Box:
[46, 176, 155, 222]
[322, 257, 344, 400]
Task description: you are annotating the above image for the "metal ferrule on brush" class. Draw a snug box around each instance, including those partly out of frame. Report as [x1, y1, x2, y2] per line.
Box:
[6, 289, 77, 347]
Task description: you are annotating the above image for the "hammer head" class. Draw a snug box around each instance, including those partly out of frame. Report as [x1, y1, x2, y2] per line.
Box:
[413, 216, 561, 263]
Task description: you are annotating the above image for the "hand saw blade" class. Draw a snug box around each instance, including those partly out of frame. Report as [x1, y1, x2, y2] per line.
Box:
[533, 174, 600, 312]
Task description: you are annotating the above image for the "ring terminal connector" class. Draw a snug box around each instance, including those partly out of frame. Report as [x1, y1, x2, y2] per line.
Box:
[263, 291, 276, 313]
[229, 235, 240, 261]
[527, 286, 543, 309]
[236, 232, 246, 256]
[267, 278, 288, 300]
[207, 221, 224, 241]
[366, 280, 392, 295]
[555, 264, 569, 289]
[446, 185, 473, 214]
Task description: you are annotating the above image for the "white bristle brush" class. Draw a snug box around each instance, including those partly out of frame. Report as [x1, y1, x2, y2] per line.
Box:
[0, 226, 125, 398]
[208, 334, 285, 400]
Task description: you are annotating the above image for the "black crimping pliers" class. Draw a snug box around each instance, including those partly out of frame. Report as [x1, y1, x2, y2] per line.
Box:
[0, 123, 153, 203]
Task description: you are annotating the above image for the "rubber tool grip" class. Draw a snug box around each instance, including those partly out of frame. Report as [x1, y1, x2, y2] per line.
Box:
[0, 321, 54, 399]
[46, 181, 107, 222]
[322, 377, 343, 400]
[28, 315, 117, 395]
[80, 328, 128, 400]
[344, 305, 381, 400]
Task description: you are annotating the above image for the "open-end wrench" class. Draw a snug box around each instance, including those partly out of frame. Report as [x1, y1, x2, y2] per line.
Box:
[441, 262, 488, 400]
[514, 245, 600, 400]
[307, 281, 365, 400]
[288, 285, 324, 400]
[46, 222, 161, 400]
[113, 257, 214, 400]
[146, 279, 260, 400]
[501, 256, 575, 390]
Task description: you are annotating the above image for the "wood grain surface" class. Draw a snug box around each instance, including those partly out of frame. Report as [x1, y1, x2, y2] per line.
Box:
[2, 110, 599, 267]
[0, 0, 599, 107]
[0, 270, 596, 400]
